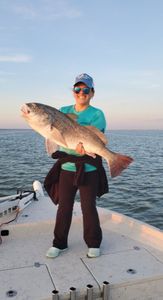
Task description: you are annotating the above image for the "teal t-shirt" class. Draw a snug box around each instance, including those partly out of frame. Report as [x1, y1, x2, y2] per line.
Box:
[60, 105, 106, 172]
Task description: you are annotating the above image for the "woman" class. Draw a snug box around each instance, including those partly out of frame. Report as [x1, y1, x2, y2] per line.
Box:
[46, 73, 107, 258]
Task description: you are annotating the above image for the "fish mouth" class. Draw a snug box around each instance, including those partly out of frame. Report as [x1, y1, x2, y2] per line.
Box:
[21, 104, 30, 117]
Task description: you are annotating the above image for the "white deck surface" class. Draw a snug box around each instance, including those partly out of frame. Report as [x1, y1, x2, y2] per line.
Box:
[0, 181, 163, 300]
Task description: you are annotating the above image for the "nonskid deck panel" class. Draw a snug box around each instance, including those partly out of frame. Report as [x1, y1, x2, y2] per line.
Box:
[0, 181, 163, 299]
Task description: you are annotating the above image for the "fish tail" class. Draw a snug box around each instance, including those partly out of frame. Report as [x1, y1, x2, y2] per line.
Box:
[105, 150, 133, 178]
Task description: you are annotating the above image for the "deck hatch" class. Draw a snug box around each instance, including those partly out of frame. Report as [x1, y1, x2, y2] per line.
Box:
[0, 264, 55, 299]
[82, 248, 163, 285]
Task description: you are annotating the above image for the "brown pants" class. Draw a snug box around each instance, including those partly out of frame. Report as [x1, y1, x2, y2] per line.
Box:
[53, 170, 102, 249]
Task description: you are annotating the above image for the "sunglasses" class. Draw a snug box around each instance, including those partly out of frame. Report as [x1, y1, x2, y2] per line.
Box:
[73, 86, 91, 95]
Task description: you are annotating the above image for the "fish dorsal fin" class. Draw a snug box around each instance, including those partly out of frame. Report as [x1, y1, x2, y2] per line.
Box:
[66, 113, 78, 121]
[85, 126, 108, 145]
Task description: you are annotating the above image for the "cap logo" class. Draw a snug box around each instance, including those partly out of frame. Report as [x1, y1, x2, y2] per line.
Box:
[78, 73, 90, 79]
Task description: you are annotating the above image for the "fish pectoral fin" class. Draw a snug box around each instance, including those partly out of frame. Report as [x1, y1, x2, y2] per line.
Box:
[45, 139, 59, 155]
[85, 126, 108, 145]
[49, 126, 68, 148]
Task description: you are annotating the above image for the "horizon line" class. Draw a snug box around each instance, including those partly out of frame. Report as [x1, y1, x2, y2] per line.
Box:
[0, 128, 163, 131]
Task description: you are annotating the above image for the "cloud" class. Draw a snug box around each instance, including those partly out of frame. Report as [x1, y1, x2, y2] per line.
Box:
[153, 118, 163, 122]
[0, 70, 16, 84]
[0, 55, 32, 62]
[149, 83, 161, 89]
[105, 68, 162, 90]
[13, 4, 37, 18]
[129, 80, 161, 89]
[12, 0, 82, 20]
[0, 70, 15, 75]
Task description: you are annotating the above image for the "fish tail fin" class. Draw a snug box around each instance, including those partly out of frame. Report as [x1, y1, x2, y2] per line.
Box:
[105, 150, 133, 178]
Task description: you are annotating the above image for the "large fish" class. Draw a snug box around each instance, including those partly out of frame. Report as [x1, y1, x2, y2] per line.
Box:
[21, 102, 133, 177]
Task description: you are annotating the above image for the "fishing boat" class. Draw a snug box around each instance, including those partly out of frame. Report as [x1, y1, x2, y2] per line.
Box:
[0, 181, 163, 300]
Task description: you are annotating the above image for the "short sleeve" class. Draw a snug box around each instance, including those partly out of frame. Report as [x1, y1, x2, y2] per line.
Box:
[90, 110, 106, 132]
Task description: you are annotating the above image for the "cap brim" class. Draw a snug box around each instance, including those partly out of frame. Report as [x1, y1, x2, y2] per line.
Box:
[74, 79, 93, 88]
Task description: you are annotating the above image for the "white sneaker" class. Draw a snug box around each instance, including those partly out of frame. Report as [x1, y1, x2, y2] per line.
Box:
[46, 247, 67, 258]
[87, 248, 100, 258]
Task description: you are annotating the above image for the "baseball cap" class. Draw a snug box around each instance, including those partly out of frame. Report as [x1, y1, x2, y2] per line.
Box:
[74, 73, 94, 89]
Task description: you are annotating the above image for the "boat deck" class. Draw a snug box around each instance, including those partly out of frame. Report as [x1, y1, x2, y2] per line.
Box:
[0, 181, 163, 300]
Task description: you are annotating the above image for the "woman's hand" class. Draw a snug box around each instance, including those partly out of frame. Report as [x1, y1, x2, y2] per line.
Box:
[75, 142, 86, 155]
[75, 142, 96, 158]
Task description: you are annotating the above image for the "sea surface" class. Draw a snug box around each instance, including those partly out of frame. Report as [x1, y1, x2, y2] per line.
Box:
[0, 129, 162, 230]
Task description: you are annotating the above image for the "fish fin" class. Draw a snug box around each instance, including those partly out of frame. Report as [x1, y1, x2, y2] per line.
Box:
[49, 126, 68, 148]
[85, 152, 96, 158]
[105, 149, 133, 178]
[45, 139, 59, 155]
[66, 113, 78, 121]
[85, 126, 108, 145]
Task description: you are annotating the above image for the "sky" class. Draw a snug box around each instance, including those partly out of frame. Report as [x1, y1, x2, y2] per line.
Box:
[0, 0, 163, 130]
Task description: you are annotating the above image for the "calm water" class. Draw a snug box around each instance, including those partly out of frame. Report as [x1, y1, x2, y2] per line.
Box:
[0, 129, 162, 230]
